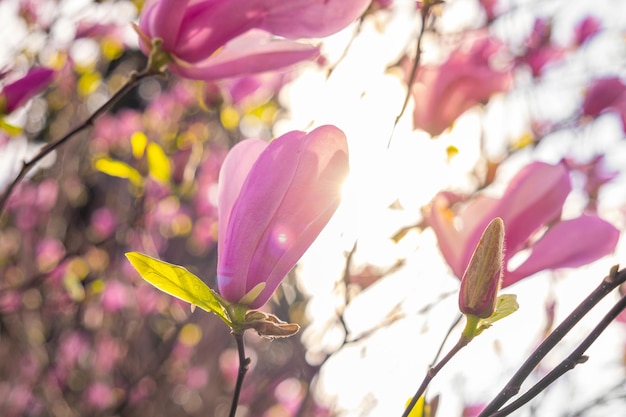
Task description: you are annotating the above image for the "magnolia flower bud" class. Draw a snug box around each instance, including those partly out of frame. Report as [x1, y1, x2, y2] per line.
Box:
[459, 217, 505, 318]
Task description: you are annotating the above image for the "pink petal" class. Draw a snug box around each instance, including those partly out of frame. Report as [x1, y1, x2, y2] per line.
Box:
[1, 67, 56, 114]
[258, 0, 371, 39]
[218, 130, 307, 303]
[218, 126, 349, 307]
[491, 162, 571, 256]
[582, 77, 626, 117]
[217, 138, 267, 262]
[428, 193, 499, 278]
[411, 36, 511, 136]
[171, 1, 260, 63]
[506, 215, 619, 286]
[139, 0, 191, 51]
[170, 30, 320, 81]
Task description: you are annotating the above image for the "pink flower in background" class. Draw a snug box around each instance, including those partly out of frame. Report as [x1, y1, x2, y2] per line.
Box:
[410, 36, 512, 136]
[574, 15, 602, 46]
[101, 280, 131, 312]
[428, 162, 619, 287]
[0, 67, 55, 114]
[217, 125, 349, 308]
[582, 76, 626, 132]
[516, 18, 566, 77]
[137, 0, 370, 80]
[563, 154, 619, 211]
[479, 0, 501, 21]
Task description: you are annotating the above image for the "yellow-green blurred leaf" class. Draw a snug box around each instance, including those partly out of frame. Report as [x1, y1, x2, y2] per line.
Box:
[512, 132, 535, 150]
[446, 145, 459, 162]
[93, 157, 143, 187]
[220, 106, 240, 130]
[131, 131, 148, 159]
[0, 118, 23, 135]
[125, 252, 230, 325]
[77, 71, 102, 97]
[146, 142, 171, 184]
[101, 38, 124, 61]
[405, 396, 429, 417]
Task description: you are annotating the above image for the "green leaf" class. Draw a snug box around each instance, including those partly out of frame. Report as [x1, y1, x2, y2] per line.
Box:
[125, 252, 230, 325]
[476, 294, 519, 336]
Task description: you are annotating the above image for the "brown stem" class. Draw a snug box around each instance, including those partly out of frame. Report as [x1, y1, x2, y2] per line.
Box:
[228, 331, 250, 417]
[478, 265, 626, 417]
[488, 292, 626, 416]
[402, 332, 470, 417]
[388, 1, 437, 147]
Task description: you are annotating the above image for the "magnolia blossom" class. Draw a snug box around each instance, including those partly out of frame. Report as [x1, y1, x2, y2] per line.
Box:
[582, 76, 626, 132]
[217, 125, 349, 308]
[0, 67, 55, 114]
[137, 0, 370, 80]
[573, 15, 602, 46]
[410, 36, 512, 136]
[428, 162, 619, 287]
[458, 217, 504, 319]
[517, 18, 565, 77]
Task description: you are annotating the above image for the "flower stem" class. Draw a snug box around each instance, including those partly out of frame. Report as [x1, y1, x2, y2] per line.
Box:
[388, 0, 437, 147]
[228, 331, 250, 417]
[402, 331, 470, 417]
[0, 66, 161, 214]
[478, 265, 626, 417]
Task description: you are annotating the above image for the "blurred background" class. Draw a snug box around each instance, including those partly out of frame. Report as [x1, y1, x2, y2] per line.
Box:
[0, 0, 625, 416]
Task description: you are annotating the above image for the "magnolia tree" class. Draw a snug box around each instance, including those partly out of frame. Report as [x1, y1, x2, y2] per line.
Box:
[1, 0, 625, 416]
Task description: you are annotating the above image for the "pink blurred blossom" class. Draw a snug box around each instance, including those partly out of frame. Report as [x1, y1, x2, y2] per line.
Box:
[218, 70, 290, 108]
[85, 382, 115, 409]
[0, 291, 21, 313]
[427, 162, 619, 287]
[463, 403, 486, 417]
[186, 366, 209, 390]
[217, 125, 349, 308]
[478, 0, 501, 21]
[573, 15, 602, 46]
[36, 237, 65, 272]
[101, 280, 131, 312]
[90, 207, 117, 239]
[517, 18, 566, 77]
[0, 67, 56, 114]
[563, 154, 619, 210]
[582, 76, 626, 132]
[410, 36, 512, 136]
[93, 335, 125, 373]
[137, 0, 370, 81]
[133, 283, 161, 314]
[57, 331, 90, 369]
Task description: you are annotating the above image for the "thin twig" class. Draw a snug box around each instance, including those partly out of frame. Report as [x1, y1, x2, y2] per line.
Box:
[402, 331, 470, 417]
[0, 67, 160, 213]
[488, 292, 626, 417]
[477, 265, 625, 417]
[388, 1, 437, 147]
[228, 332, 250, 417]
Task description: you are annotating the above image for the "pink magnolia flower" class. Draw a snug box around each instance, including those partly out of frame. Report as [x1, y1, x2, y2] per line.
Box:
[0, 67, 55, 114]
[137, 0, 370, 80]
[582, 76, 626, 132]
[573, 15, 602, 46]
[217, 125, 349, 308]
[410, 36, 512, 136]
[428, 162, 619, 287]
[516, 18, 566, 77]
